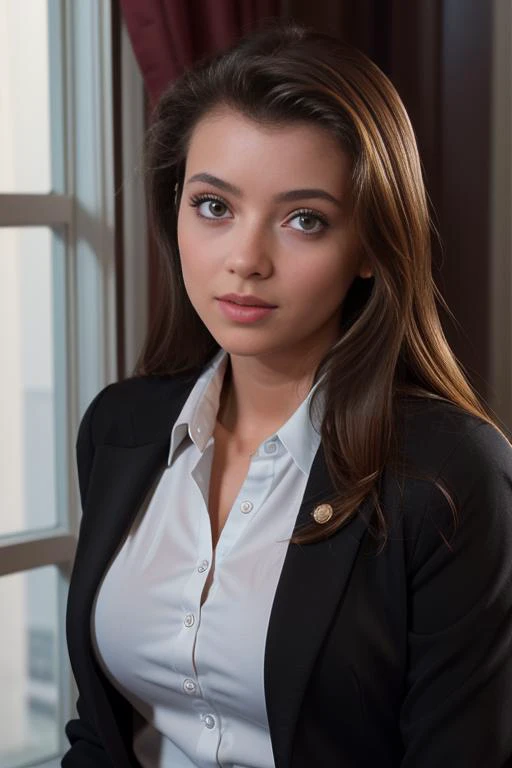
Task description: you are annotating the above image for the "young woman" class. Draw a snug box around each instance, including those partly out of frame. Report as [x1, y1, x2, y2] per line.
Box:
[63, 21, 512, 768]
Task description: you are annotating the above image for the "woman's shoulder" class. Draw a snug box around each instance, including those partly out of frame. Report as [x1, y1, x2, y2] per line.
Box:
[78, 371, 200, 448]
[96, 371, 195, 406]
[381, 396, 512, 566]
[395, 394, 512, 478]
[386, 395, 512, 540]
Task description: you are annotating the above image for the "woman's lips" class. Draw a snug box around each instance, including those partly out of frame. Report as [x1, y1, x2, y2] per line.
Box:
[216, 298, 276, 324]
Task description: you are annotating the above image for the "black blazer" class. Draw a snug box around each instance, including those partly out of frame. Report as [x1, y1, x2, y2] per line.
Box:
[63, 369, 512, 767]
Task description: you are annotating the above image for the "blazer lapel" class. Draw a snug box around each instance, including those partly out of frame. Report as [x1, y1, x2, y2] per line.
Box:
[264, 443, 372, 768]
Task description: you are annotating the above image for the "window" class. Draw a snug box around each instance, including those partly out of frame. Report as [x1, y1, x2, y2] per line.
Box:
[0, 1, 117, 765]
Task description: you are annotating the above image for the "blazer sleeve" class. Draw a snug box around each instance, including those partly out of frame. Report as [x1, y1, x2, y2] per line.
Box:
[62, 386, 115, 767]
[63, 696, 114, 767]
[399, 421, 512, 767]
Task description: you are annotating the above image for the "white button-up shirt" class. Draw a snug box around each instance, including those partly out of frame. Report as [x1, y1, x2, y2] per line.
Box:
[92, 349, 325, 767]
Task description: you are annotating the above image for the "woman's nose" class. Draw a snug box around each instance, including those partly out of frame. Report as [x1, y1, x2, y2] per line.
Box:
[223, 225, 273, 278]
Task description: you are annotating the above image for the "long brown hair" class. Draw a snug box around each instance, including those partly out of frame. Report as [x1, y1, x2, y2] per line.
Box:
[136, 20, 504, 546]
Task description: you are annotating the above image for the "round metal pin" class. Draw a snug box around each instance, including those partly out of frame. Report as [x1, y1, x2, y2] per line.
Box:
[312, 503, 333, 524]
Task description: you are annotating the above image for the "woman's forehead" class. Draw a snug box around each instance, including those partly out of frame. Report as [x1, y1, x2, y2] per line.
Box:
[184, 109, 352, 197]
[187, 106, 341, 149]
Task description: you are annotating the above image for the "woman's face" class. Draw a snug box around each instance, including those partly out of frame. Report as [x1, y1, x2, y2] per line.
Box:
[177, 108, 371, 366]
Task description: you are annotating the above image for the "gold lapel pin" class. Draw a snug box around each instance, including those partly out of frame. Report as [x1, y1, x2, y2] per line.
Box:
[312, 503, 333, 524]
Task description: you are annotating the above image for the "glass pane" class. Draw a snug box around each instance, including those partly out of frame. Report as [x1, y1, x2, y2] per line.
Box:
[0, 228, 68, 536]
[0, 566, 60, 767]
[0, 0, 59, 193]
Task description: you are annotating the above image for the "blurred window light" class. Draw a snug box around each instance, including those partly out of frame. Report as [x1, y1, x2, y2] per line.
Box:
[0, 1, 116, 766]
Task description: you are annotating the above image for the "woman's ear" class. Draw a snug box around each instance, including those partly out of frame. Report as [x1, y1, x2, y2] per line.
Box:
[358, 262, 373, 280]
[355, 245, 373, 280]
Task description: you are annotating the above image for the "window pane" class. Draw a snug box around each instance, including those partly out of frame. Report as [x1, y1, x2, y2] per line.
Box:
[0, 566, 60, 767]
[0, 228, 68, 536]
[0, 0, 60, 193]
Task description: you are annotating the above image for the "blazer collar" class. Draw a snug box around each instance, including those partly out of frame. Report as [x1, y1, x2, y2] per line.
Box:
[71, 373, 370, 767]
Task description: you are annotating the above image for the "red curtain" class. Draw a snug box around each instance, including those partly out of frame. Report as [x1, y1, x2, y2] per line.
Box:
[120, 0, 281, 106]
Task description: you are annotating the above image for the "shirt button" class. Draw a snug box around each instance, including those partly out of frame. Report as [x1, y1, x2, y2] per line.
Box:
[240, 500, 253, 514]
[264, 442, 277, 454]
[197, 559, 209, 573]
[204, 714, 216, 729]
[183, 678, 197, 695]
[184, 613, 195, 628]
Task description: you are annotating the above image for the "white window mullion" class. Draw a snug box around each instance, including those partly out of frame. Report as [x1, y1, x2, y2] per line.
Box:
[70, 0, 116, 427]
[48, 0, 66, 196]
[121, 15, 148, 376]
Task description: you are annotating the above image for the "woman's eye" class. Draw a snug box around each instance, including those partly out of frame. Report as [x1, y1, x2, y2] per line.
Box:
[189, 195, 231, 219]
[288, 211, 327, 235]
[188, 195, 327, 234]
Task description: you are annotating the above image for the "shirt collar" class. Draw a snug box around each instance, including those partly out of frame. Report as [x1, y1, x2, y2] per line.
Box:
[168, 348, 227, 464]
[276, 378, 324, 476]
[168, 348, 326, 476]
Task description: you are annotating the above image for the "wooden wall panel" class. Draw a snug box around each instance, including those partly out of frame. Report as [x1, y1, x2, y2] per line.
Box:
[439, 0, 492, 395]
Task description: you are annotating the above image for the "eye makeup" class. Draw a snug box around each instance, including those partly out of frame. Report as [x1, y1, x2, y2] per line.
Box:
[188, 192, 330, 236]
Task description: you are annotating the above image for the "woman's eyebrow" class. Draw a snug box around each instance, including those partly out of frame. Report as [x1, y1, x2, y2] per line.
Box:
[186, 172, 342, 207]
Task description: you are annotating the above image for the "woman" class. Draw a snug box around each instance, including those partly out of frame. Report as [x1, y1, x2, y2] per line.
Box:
[63, 21, 512, 768]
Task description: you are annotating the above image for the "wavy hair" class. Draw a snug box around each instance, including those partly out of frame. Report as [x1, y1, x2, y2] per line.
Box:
[136, 20, 503, 546]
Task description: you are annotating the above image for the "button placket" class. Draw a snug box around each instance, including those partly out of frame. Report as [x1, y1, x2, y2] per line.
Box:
[214, 446, 275, 562]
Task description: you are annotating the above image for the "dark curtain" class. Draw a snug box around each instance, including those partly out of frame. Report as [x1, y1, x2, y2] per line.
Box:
[120, 0, 281, 105]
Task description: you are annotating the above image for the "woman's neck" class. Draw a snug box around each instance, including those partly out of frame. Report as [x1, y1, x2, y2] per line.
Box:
[216, 353, 316, 447]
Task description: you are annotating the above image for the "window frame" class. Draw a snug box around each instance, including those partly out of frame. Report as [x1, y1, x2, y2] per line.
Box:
[120, 13, 148, 377]
[0, 0, 117, 762]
